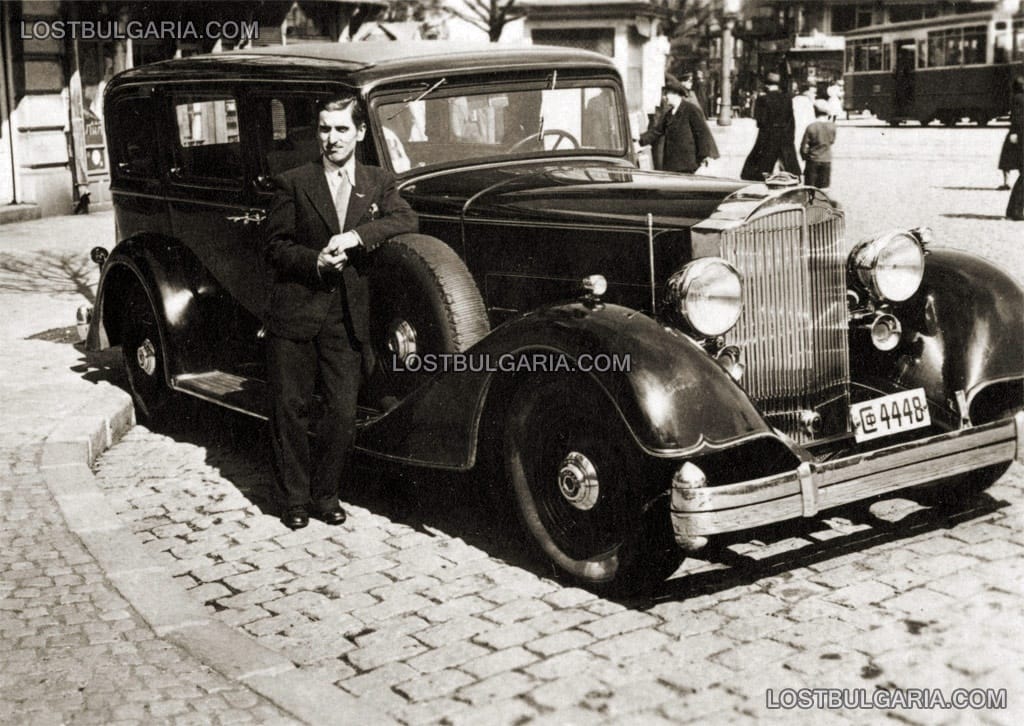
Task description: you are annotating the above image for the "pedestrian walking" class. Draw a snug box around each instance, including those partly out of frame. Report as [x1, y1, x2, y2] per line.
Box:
[792, 83, 817, 156]
[694, 69, 711, 118]
[641, 74, 719, 174]
[997, 128, 1018, 190]
[740, 72, 802, 181]
[1006, 76, 1024, 220]
[801, 100, 837, 189]
[826, 78, 844, 122]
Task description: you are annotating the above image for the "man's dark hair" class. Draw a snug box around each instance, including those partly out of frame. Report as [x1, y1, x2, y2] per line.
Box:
[318, 94, 366, 127]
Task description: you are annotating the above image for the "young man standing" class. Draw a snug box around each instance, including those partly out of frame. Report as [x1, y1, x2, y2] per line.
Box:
[262, 95, 418, 529]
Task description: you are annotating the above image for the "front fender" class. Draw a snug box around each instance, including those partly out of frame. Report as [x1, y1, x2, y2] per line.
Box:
[90, 234, 205, 381]
[892, 248, 1024, 418]
[357, 302, 773, 469]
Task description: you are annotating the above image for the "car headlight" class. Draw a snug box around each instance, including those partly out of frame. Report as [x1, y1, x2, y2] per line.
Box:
[850, 231, 925, 302]
[666, 258, 743, 337]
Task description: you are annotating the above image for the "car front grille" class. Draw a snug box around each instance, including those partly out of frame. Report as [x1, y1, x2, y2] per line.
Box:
[719, 204, 850, 442]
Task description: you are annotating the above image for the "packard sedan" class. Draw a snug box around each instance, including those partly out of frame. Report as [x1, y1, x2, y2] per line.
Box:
[83, 43, 1024, 592]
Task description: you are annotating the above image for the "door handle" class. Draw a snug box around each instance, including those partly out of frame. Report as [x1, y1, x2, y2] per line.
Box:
[226, 209, 266, 226]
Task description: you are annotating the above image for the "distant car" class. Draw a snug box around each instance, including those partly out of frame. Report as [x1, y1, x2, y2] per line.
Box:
[83, 42, 1024, 592]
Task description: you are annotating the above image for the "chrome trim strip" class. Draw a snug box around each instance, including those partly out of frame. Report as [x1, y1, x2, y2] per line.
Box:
[671, 417, 1018, 537]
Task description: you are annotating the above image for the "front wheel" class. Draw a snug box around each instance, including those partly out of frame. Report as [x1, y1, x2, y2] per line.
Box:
[503, 376, 680, 593]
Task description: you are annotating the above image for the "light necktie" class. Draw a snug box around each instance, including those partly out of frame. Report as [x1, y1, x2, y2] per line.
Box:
[334, 169, 351, 232]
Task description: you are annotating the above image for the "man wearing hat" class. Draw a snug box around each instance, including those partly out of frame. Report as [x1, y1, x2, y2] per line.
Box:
[741, 71, 802, 181]
[640, 73, 719, 174]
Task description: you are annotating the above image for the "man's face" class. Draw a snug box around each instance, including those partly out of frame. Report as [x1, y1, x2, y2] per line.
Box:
[666, 90, 683, 108]
[318, 106, 365, 166]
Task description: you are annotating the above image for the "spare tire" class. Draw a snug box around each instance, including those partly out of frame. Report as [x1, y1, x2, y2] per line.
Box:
[365, 234, 489, 404]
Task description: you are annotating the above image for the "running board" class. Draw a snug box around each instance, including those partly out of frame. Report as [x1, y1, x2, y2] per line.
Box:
[172, 371, 384, 425]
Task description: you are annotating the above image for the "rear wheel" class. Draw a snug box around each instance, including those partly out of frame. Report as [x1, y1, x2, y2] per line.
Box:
[121, 286, 173, 423]
[504, 375, 681, 593]
[366, 234, 489, 404]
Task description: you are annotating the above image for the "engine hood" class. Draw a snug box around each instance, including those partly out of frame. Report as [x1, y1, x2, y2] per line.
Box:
[401, 160, 749, 228]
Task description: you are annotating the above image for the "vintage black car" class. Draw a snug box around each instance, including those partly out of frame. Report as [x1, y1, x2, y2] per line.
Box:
[83, 42, 1024, 592]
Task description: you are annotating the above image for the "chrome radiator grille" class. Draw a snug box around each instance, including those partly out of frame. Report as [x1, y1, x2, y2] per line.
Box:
[720, 206, 850, 441]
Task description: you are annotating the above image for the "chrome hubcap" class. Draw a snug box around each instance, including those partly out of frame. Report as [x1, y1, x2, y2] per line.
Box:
[136, 339, 157, 376]
[558, 451, 599, 510]
[387, 319, 418, 362]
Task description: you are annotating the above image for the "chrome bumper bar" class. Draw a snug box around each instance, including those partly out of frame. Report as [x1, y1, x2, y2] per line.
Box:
[671, 411, 1024, 538]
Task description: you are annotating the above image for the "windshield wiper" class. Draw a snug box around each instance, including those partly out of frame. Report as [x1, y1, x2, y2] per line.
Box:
[386, 77, 447, 122]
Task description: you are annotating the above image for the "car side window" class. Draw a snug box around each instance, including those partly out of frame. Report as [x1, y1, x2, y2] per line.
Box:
[109, 96, 160, 180]
[252, 95, 321, 176]
[172, 95, 243, 184]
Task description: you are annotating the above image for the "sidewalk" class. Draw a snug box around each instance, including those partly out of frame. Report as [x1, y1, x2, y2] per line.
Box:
[0, 211, 386, 725]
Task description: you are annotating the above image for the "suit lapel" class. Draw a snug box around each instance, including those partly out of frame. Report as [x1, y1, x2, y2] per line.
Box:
[302, 161, 340, 236]
[344, 162, 375, 232]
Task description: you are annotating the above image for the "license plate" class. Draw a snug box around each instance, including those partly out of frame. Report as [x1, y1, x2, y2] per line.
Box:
[851, 388, 931, 443]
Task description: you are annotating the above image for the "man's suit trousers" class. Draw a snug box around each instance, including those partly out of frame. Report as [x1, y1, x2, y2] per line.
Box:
[266, 293, 362, 510]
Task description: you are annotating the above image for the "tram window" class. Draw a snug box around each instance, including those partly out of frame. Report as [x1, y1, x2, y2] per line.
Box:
[962, 27, 986, 64]
[1013, 20, 1024, 62]
[847, 37, 884, 72]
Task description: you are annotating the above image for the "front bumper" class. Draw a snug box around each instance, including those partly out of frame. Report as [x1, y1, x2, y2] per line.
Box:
[671, 411, 1024, 538]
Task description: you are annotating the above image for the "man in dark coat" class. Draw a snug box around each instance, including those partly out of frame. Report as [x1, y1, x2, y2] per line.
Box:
[741, 72, 802, 181]
[1006, 76, 1024, 220]
[263, 94, 418, 529]
[641, 74, 719, 174]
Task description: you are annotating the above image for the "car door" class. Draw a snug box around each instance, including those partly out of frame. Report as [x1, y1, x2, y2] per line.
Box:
[165, 85, 267, 374]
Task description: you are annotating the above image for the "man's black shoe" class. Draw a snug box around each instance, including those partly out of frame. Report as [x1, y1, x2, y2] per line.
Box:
[281, 506, 309, 530]
[313, 505, 347, 526]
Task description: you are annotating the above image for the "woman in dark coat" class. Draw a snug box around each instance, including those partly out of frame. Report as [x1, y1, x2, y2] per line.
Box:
[997, 131, 1016, 190]
[1007, 76, 1024, 220]
[740, 72, 802, 181]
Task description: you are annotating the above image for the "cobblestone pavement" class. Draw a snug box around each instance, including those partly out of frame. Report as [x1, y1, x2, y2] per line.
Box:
[84, 122, 1024, 724]
[0, 447, 296, 726]
[4, 121, 1023, 724]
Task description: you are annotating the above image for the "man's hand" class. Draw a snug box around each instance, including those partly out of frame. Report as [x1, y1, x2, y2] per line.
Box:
[325, 231, 362, 255]
[317, 247, 348, 275]
[1010, 133, 1019, 144]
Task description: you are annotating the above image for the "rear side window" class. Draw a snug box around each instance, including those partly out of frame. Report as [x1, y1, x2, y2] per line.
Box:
[172, 95, 243, 183]
[252, 94, 320, 176]
[109, 96, 160, 179]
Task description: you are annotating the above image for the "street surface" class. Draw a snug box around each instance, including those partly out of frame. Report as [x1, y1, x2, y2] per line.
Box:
[2, 119, 1023, 724]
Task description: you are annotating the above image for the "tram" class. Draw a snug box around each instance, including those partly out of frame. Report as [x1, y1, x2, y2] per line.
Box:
[843, 8, 1024, 125]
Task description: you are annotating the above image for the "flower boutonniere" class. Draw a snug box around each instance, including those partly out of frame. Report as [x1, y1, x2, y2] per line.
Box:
[368, 202, 380, 219]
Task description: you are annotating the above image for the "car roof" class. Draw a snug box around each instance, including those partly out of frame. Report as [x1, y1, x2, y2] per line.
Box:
[106, 41, 620, 92]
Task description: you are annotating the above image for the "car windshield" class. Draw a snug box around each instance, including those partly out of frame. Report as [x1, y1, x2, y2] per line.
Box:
[376, 84, 627, 173]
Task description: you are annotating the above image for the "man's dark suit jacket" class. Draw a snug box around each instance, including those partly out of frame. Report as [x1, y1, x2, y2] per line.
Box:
[262, 160, 418, 342]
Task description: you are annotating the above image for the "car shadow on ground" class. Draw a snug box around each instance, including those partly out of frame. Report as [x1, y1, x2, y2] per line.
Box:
[62, 339, 1013, 604]
[639, 493, 1007, 606]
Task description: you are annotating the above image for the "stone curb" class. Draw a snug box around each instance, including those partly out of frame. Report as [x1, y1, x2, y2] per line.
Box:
[38, 388, 390, 725]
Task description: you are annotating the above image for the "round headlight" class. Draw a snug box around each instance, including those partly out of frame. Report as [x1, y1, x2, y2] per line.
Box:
[666, 258, 743, 337]
[851, 232, 925, 302]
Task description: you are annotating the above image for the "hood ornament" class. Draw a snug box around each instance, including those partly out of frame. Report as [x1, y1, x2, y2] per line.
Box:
[764, 171, 801, 188]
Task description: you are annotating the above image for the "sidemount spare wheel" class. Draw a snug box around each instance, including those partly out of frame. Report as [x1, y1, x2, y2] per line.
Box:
[504, 374, 682, 594]
[366, 234, 489, 404]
